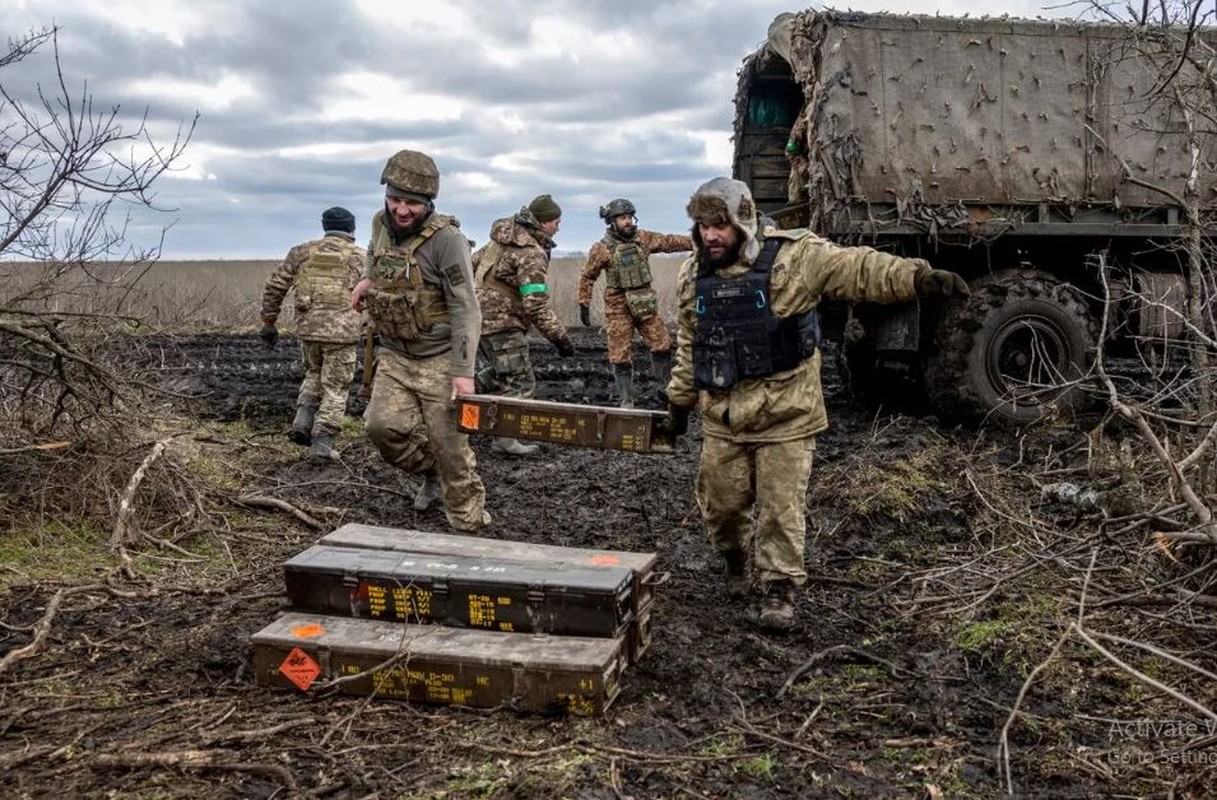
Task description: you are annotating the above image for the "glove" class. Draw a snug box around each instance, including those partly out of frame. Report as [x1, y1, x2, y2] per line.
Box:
[915, 266, 970, 298]
[657, 404, 692, 438]
[556, 338, 576, 358]
[579, 304, 591, 327]
[259, 322, 279, 348]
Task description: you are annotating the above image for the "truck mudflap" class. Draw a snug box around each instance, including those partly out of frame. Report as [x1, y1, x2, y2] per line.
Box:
[317, 523, 665, 664]
[453, 393, 677, 453]
[284, 544, 635, 640]
[251, 612, 626, 715]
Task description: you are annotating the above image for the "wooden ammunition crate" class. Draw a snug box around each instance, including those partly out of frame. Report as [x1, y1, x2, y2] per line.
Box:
[251, 612, 626, 715]
[453, 393, 676, 453]
[319, 523, 665, 616]
[284, 545, 635, 639]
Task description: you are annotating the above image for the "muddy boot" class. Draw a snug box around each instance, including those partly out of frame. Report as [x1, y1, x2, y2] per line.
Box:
[288, 406, 315, 445]
[613, 363, 634, 409]
[651, 351, 672, 394]
[492, 437, 539, 456]
[308, 432, 336, 463]
[723, 549, 749, 600]
[413, 470, 442, 512]
[758, 579, 797, 633]
[450, 509, 492, 533]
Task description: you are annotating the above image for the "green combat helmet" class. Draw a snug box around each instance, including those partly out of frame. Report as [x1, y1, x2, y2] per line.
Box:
[381, 149, 440, 199]
[599, 198, 636, 222]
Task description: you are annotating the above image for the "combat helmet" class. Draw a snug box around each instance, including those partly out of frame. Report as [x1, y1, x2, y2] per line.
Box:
[381, 149, 440, 199]
[599, 198, 636, 222]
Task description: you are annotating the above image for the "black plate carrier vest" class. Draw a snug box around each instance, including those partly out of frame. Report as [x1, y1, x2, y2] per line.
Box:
[693, 237, 820, 391]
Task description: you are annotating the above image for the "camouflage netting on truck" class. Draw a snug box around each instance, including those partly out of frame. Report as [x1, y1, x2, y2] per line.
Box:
[734, 10, 1217, 239]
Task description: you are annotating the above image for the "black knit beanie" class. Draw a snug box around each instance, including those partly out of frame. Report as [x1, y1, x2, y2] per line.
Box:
[321, 206, 356, 233]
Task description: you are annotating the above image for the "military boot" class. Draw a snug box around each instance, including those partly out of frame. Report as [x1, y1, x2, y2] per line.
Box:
[613, 363, 634, 409]
[492, 437, 539, 456]
[308, 432, 336, 463]
[723, 549, 749, 600]
[651, 351, 672, 393]
[413, 470, 442, 512]
[758, 579, 797, 633]
[288, 406, 316, 445]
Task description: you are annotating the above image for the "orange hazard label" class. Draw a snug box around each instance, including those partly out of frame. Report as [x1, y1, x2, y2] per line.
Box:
[460, 403, 480, 430]
[279, 647, 322, 691]
[291, 622, 326, 639]
[588, 554, 621, 566]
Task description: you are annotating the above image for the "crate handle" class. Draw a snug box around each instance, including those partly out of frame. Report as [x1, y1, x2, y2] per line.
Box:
[642, 571, 671, 586]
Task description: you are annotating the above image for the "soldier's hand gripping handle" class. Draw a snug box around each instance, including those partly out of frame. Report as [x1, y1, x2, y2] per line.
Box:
[259, 320, 279, 348]
[914, 264, 970, 297]
[556, 338, 576, 358]
[657, 403, 692, 438]
[579, 304, 591, 327]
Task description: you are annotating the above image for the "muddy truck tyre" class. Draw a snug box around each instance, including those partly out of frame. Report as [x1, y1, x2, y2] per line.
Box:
[924, 271, 1098, 426]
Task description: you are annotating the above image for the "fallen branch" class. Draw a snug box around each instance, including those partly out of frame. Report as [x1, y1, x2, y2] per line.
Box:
[111, 438, 172, 551]
[776, 645, 911, 698]
[91, 749, 298, 791]
[235, 494, 325, 530]
[0, 588, 68, 676]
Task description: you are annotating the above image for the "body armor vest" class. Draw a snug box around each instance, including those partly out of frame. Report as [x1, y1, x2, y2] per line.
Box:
[296, 241, 352, 311]
[604, 235, 652, 291]
[366, 212, 453, 341]
[693, 238, 820, 391]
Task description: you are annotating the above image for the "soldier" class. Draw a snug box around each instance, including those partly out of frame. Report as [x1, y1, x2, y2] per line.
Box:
[260, 206, 366, 462]
[661, 177, 968, 632]
[473, 194, 575, 456]
[350, 149, 490, 532]
[577, 198, 692, 408]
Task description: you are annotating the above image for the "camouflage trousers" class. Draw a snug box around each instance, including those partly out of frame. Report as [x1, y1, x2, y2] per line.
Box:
[364, 348, 487, 531]
[297, 340, 357, 435]
[695, 434, 815, 585]
[476, 329, 535, 398]
[603, 289, 671, 365]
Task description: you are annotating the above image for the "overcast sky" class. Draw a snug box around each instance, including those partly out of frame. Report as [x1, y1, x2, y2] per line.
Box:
[3, 0, 1079, 260]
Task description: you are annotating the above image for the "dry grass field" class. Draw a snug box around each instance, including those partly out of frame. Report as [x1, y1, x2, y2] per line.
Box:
[0, 253, 683, 333]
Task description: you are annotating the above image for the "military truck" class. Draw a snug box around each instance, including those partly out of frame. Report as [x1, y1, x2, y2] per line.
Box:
[733, 9, 1216, 423]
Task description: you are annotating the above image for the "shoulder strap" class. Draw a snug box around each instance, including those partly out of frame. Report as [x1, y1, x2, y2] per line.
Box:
[751, 237, 783, 275]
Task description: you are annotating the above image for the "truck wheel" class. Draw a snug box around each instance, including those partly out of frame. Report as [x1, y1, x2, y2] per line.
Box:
[925, 271, 1097, 425]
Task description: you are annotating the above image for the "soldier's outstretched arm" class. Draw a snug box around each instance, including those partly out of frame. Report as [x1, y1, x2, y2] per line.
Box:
[639, 230, 694, 255]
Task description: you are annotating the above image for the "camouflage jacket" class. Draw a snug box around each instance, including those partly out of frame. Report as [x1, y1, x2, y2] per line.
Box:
[261, 232, 365, 344]
[364, 209, 480, 377]
[577, 229, 693, 306]
[668, 228, 926, 443]
[473, 209, 570, 347]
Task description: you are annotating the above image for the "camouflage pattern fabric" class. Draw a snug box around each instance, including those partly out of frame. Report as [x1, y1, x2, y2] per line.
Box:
[297, 341, 357, 434]
[474, 209, 571, 350]
[697, 435, 814, 585]
[579, 229, 692, 365]
[667, 227, 925, 442]
[261, 233, 365, 344]
[476, 329, 535, 399]
[364, 348, 488, 532]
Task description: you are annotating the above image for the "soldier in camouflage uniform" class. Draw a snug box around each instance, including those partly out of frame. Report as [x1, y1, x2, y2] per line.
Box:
[260, 207, 366, 462]
[350, 150, 489, 533]
[662, 177, 969, 632]
[578, 199, 692, 408]
[473, 194, 575, 456]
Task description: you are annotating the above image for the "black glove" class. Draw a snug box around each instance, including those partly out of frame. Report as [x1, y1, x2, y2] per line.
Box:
[579, 304, 591, 327]
[658, 404, 692, 438]
[259, 322, 279, 348]
[556, 338, 576, 358]
[914, 266, 970, 298]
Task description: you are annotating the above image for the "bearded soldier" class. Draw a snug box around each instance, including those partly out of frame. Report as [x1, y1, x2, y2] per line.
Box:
[260, 207, 366, 462]
[350, 149, 490, 532]
[473, 194, 575, 456]
[577, 199, 692, 408]
[662, 177, 969, 632]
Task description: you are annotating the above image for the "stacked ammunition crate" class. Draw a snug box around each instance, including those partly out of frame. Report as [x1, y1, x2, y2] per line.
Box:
[250, 523, 663, 715]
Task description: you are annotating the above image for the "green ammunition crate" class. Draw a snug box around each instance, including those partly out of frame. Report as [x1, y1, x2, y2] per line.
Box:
[251, 612, 626, 715]
[284, 544, 634, 639]
[453, 393, 676, 453]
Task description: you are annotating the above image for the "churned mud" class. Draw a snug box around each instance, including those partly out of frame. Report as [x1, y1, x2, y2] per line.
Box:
[1, 327, 1213, 798]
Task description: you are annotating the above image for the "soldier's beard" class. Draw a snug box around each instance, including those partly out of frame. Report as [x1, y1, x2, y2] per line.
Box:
[386, 203, 429, 238]
[699, 241, 742, 273]
[614, 222, 637, 240]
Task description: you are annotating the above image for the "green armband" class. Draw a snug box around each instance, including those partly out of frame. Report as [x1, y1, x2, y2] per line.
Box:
[518, 283, 548, 295]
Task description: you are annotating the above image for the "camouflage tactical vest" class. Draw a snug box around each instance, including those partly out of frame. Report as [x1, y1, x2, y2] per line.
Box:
[473, 240, 519, 304]
[293, 237, 362, 342]
[604, 236, 652, 291]
[366, 212, 453, 341]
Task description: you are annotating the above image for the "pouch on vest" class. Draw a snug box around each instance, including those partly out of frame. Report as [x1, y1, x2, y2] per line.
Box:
[295, 251, 350, 314]
[606, 239, 653, 291]
[624, 287, 659, 321]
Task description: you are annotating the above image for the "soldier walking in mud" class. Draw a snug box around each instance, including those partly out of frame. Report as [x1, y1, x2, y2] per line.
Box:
[350, 149, 490, 532]
[662, 177, 968, 632]
[260, 207, 366, 462]
[473, 194, 575, 456]
[578, 199, 692, 408]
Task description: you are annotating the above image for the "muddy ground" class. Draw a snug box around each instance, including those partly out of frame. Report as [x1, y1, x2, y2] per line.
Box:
[2, 327, 1215, 799]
